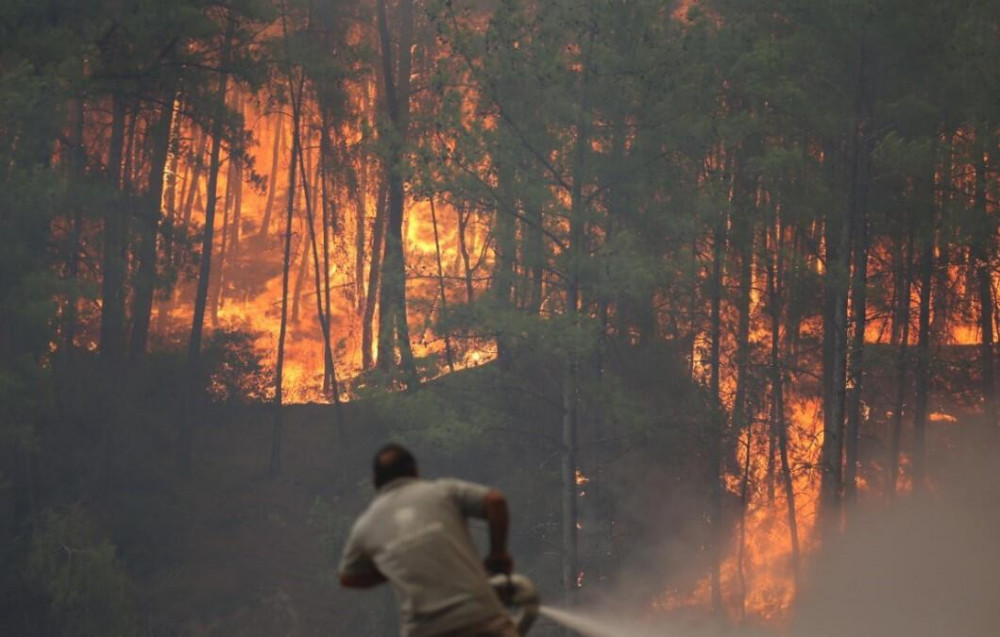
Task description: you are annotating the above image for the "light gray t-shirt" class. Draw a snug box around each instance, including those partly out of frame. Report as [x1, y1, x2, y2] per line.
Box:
[339, 477, 507, 637]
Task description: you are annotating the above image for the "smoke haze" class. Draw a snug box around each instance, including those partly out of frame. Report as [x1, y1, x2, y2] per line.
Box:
[540, 454, 1000, 637]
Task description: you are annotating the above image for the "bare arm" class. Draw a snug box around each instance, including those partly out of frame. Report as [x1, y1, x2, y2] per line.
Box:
[483, 489, 513, 574]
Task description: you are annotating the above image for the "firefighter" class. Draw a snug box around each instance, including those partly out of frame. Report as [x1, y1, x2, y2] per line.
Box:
[339, 443, 518, 637]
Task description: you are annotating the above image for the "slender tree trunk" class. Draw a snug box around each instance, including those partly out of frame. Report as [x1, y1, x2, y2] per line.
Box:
[494, 152, 517, 366]
[913, 224, 934, 492]
[844, 155, 870, 510]
[230, 92, 244, 258]
[973, 139, 996, 427]
[342, 134, 368, 314]
[561, 24, 592, 604]
[130, 81, 178, 358]
[732, 158, 755, 435]
[210, 153, 233, 328]
[821, 28, 868, 534]
[375, 0, 418, 389]
[363, 183, 388, 370]
[888, 229, 913, 500]
[286, 69, 344, 428]
[320, 120, 335, 395]
[731, 154, 755, 621]
[457, 207, 475, 304]
[161, 90, 184, 278]
[121, 103, 140, 194]
[525, 201, 544, 315]
[99, 92, 128, 368]
[737, 428, 752, 622]
[291, 147, 316, 324]
[181, 127, 208, 231]
[767, 207, 800, 590]
[708, 206, 726, 617]
[183, 14, 235, 468]
[271, 65, 303, 477]
[932, 140, 954, 340]
[64, 95, 86, 352]
[429, 198, 455, 373]
[259, 113, 284, 238]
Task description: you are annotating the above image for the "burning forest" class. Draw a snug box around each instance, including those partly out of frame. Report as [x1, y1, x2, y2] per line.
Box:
[2, 0, 1000, 635]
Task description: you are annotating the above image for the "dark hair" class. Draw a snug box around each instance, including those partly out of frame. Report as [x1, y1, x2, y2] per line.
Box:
[373, 443, 418, 489]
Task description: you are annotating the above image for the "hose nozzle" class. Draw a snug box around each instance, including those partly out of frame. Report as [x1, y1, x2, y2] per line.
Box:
[488, 573, 539, 636]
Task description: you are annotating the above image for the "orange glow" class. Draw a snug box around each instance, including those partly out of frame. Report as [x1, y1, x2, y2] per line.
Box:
[658, 393, 824, 622]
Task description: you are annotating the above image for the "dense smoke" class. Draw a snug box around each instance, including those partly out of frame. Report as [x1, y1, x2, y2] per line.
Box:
[538, 450, 1000, 637]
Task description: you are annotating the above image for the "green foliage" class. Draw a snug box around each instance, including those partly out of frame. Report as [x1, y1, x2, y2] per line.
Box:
[28, 506, 140, 637]
[203, 328, 275, 405]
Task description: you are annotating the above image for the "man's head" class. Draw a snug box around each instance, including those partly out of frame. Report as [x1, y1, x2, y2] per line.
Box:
[373, 443, 418, 489]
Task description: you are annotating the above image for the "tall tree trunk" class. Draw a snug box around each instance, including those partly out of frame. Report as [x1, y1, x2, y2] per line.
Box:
[912, 222, 934, 492]
[767, 206, 800, 591]
[182, 14, 235, 468]
[341, 133, 368, 314]
[524, 201, 544, 315]
[362, 183, 388, 370]
[821, 28, 869, 535]
[210, 150, 234, 328]
[181, 127, 208, 231]
[130, 81, 179, 358]
[708, 206, 726, 617]
[320, 119, 335, 395]
[888, 229, 914, 499]
[494, 150, 517, 366]
[64, 95, 86, 352]
[731, 153, 755, 621]
[732, 155, 755, 436]
[844, 149, 870, 510]
[973, 137, 996, 427]
[161, 90, 184, 279]
[271, 61, 303, 476]
[121, 103, 140, 194]
[291, 76, 345, 429]
[457, 207, 475, 303]
[736, 428, 752, 622]
[259, 113, 284, 238]
[429, 198, 456, 373]
[230, 92, 244, 257]
[291, 147, 316, 324]
[99, 92, 128, 368]
[561, 22, 592, 604]
[375, 0, 418, 389]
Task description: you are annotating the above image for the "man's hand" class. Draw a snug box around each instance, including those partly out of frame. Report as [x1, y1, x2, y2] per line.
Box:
[484, 550, 514, 575]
